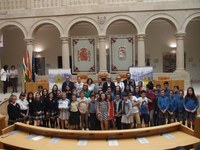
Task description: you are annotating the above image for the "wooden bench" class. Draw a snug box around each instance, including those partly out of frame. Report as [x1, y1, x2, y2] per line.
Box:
[0, 116, 200, 150]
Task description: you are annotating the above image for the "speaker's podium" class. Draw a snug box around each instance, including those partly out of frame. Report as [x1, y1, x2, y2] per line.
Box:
[0, 117, 200, 150]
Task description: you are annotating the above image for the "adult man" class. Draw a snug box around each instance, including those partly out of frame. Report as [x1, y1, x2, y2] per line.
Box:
[102, 75, 115, 92]
[62, 75, 75, 92]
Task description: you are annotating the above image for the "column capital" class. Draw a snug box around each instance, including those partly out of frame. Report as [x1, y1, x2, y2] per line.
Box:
[24, 38, 35, 45]
[98, 35, 107, 41]
[175, 32, 186, 40]
[60, 36, 70, 43]
[137, 34, 146, 41]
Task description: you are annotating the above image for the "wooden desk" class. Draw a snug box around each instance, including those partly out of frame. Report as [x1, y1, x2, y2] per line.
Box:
[0, 117, 200, 150]
[25, 82, 49, 94]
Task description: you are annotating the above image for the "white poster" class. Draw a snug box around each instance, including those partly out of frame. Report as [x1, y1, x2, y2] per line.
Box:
[129, 67, 153, 86]
[48, 69, 71, 91]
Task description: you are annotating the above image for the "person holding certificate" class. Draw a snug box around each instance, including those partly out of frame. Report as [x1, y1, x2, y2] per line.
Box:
[58, 92, 70, 129]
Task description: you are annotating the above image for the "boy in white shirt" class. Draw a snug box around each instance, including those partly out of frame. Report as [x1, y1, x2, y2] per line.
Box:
[129, 92, 141, 128]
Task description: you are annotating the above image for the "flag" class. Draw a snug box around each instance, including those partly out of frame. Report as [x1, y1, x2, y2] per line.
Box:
[32, 51, 36, 82]
[23, 51, 32, 83]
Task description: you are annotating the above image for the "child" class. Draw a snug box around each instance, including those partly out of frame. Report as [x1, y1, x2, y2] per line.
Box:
[46, 92, 58, 128]
[168, 90, 177, 123]
[69, 94, 80, 130]
[58, 92, 70, 129]
[33, 92, 45, 126]
[17, 92, 29, 123]
[27, 92, 35, 125]
[97, 93, 110, 130]
[114, 93, 122, 129]
[78, 91, 89, 130]
[176, 90, 186, 125]
[7, 95, 21, 125]
[129, 92, 141, 128]
[157, 89, 169, 125]
[138, 90, 149, 127]
[107, 93, 115, 129]
[88, 95, 97, 130]
[184, 87, 199, 129]
[121, 94, 133, 129]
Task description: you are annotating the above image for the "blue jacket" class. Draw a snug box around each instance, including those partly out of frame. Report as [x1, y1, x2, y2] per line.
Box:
[176, 97, 185, 113]
[164, 88, 170, 97]
[158, 96, 169, 111]
[184, 97, 199, 110]
[173, 92, 179, 100]
[168, 97, 177, 112]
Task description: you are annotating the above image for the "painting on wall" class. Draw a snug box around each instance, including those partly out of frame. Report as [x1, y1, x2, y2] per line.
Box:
[110, 35, 135, 73]
[163, 52, 176, 72]
[163, 52, 186, 72]
[71, 37, 96, 74]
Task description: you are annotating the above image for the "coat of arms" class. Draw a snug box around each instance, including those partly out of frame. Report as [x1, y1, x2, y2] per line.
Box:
[118, 46, 126, 58]
[77, 48, 91, 62]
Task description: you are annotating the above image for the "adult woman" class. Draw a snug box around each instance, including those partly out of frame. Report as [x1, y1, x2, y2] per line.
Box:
[9, 65, 18, 93]
[0, 65, 9, 94]
[87, 78, 95, 92]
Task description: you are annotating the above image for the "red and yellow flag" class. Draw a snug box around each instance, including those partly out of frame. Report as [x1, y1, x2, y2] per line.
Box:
[23, 51, 32, 82]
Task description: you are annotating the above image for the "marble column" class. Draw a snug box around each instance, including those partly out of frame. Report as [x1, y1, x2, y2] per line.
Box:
[24, 38, 35, 69]
[60, 36, 70, 69]
[98, 35, 107, 72]
[137, 34, 146, 67]
[175, 33, 185, 70]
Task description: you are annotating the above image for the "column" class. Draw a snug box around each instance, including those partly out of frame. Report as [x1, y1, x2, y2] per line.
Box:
[0, 31, 2, 69]
[137, 34, 146, 66]
[60, 37, 70, 69]
[175, 33, 185, 70]
[24, 38, 35, 69]
[98, 35, 107, 72]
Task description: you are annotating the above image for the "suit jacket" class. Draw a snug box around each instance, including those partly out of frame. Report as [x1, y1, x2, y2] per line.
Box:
[62, 81, 75, 92]
[102, 82, 115, 92]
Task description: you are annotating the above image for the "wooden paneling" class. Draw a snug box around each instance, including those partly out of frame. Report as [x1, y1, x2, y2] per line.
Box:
[25, 82, 49, 94]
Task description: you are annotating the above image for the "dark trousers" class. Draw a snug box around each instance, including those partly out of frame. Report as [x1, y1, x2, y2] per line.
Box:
[89, 113, 97, 130]
[10, 78, 18, 92]
[115, 116, 122, 129]
[3, 81, 8, 94]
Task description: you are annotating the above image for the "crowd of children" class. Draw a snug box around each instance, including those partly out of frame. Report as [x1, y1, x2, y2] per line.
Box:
[7, 73, 199, 130]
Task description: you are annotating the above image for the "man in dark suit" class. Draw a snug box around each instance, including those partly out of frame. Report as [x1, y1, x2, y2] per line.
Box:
[62, 75, 75, 92]
[123, 73, 135, 87]
[102, 75, 115, 92]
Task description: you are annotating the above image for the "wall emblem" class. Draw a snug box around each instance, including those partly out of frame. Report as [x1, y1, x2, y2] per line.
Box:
[77, 48, 91, 61]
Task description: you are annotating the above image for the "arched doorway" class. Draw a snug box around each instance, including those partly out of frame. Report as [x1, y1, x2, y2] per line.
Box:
[32, 24, 61, 75]
[69, 21, 98, 73]
[145, 19, 177, 73]
[185, 16, 200, 82]
[0, 25, 26, 92]
[106, 20, 137, 73]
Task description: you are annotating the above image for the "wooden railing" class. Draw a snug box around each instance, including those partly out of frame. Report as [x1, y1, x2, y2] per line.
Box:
[0, 99, 9, 128]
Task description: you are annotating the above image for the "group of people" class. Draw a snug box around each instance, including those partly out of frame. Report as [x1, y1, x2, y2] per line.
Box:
[7, 73, 199, 131]
[0, 65, 18, 94]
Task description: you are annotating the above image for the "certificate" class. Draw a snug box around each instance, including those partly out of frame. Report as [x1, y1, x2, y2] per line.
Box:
[58, 101, 68, 109]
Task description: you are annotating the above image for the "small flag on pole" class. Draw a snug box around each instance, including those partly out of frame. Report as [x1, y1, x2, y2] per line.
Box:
[32, 51, 36, 82]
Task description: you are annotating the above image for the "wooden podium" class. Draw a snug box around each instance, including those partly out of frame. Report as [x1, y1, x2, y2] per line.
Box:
[0, 116, 200, 150]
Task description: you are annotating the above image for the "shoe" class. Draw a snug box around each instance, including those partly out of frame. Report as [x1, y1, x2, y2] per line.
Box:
[86, 128, 89, 131]
[82, 128, 85, 131]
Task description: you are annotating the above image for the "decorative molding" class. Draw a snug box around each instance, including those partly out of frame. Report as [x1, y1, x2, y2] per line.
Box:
[97, 16, 106, 25]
